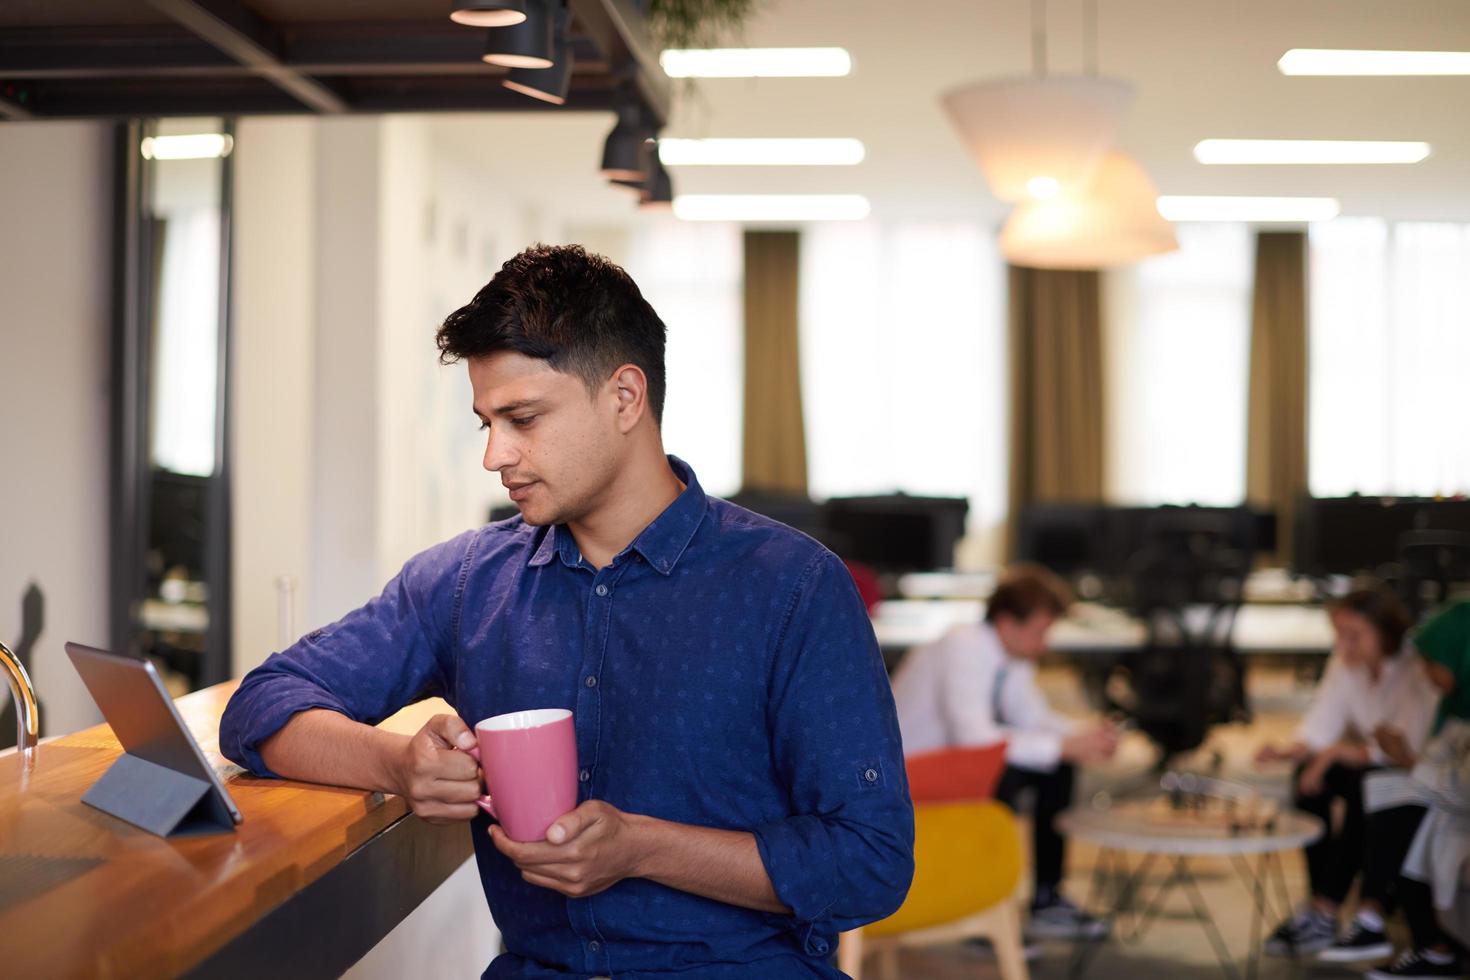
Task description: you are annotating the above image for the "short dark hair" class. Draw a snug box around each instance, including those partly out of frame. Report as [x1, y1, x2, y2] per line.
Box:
[985, 563, 1073, 624]
[436, 243, 668, 424]
[1331, 581, 1413, 656]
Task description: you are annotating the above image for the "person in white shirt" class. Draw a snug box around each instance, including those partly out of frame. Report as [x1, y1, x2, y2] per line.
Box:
[891, 564, 1117, 940]
[1256, 583, 1441, 959]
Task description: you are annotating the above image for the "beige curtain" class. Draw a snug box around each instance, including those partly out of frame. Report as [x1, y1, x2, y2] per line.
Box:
[1006, 265, 1106, 557]
[741, 230, 808, 494]
[1247, 230, 1309, 563]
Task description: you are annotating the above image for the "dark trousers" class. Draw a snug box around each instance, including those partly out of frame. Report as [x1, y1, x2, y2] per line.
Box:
[1360, 802, 1426, 914]
[996, 763, 1075, 902]
[1293, 761, 1373, 905]
[1365, 805, 1456, 951]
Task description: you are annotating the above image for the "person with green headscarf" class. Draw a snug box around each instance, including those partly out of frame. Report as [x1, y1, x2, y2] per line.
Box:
[1356, 600, 1470, 980]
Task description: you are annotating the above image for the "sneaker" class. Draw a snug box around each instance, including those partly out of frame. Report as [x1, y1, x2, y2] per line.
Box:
[1365, 948, 1465, 979]
[1026, 895, 1110, 941]
[1264, 906, 1336, 957]
[1318, 919, 1395, 963]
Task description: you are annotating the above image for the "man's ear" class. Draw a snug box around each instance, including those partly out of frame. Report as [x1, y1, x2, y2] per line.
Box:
[610, 363, 648, 433]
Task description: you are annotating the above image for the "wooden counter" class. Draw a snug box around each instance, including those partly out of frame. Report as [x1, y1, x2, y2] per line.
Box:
[0, 682, 474, 979]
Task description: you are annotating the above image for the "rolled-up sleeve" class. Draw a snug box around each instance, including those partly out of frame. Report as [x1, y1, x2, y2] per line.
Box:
[752, 551, 916, 940]
[219, 530, 477, 777]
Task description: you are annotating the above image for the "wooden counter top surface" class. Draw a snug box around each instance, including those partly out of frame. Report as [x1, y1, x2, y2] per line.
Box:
[0, 681, 456, 979]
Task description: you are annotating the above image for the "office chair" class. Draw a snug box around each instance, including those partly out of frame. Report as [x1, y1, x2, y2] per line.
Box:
[1396, 529, 1470, 620]
[1106, 514, 1250, 764]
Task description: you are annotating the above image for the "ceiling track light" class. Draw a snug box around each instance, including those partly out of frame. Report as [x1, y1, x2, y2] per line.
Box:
[483, 0, 554, 68]
[600, 98, 651, 181]
[501, 6, 573, 103]
[450, 0, 527, 28]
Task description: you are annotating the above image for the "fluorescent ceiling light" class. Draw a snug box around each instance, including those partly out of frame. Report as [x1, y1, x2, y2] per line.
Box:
[673, 194, 871, 222]
[1279, 48, 1470, 76]
[1194, 138, 1430, 164]
[658, 138, 865, 167]
[140, 133, 234, 160]
[659, 47, 852, 78]
[1156, 196, 1340, 223]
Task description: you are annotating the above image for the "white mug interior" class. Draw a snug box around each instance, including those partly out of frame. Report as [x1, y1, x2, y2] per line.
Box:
[476, 707, 572, 732]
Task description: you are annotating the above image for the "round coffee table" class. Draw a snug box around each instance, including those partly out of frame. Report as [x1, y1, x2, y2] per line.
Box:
[1056, 800, 1323, 980]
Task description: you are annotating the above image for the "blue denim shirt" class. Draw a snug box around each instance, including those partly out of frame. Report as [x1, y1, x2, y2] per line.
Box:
[220, 457, 914, 978]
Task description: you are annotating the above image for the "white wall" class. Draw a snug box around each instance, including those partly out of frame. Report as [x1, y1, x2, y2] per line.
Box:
[231, 117, 318, 675]
[0, 121, 113, 737]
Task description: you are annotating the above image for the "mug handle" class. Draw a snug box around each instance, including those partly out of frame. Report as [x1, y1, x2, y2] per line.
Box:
[459, 745, 497, 819]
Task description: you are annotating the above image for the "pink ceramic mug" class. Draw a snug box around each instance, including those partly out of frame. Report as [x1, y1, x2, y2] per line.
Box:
[461, 707, 578, 842]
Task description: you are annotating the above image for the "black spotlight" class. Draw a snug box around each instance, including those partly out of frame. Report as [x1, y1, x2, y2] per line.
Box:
[483, 0, 553, 69]
[640, 156, 674, 210]
[502, 9, 573, 103]
[450, 0, 526, 28]
[600, 101, 649, 181]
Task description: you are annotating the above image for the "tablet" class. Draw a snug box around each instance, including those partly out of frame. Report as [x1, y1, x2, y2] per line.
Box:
[66, 642, 242, 831]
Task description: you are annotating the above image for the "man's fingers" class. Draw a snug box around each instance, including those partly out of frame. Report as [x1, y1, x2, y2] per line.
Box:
[429, 776, 487, 804]
[414, 801, 481, 823]
[546, 805, 594, 845]
[424, 713, 477, 751]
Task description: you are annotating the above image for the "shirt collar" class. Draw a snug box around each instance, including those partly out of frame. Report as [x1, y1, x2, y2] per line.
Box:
[526, 455, 707, 576]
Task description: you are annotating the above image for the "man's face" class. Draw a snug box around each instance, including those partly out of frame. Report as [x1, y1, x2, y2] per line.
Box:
[468, 351, 622, 527]
[994, 611, 1057, 660]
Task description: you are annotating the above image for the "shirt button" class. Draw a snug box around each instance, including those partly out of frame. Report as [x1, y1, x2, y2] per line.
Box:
[585, 674, 598, 688]
[595, 584, 609, 597]
[588, 940, 601, 953]
[579, 768, 590, 782]
[864, 768, 879, 783]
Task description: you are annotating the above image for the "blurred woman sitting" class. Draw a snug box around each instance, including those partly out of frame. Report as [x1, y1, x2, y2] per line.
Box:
[1255, 583, 1440, 957]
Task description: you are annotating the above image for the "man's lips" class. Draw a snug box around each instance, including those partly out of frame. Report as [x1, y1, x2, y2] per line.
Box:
[505, 481, 536, 502]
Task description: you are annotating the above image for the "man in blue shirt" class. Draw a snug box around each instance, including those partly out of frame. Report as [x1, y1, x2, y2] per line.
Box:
[219, 244, 914, 978]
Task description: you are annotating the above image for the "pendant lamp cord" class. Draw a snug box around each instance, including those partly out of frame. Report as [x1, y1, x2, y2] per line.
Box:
[1031, 0, 1047, 77]
[1084, 0, 1099, 75]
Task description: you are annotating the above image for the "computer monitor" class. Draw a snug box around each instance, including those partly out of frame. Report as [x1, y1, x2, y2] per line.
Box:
[822, 494, 969, 572]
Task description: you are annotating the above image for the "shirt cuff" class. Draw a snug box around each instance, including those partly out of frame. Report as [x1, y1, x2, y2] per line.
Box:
[222, 691, 348, 778]
[751, 815, 835, 926]
[1005, 730, 1064, 771]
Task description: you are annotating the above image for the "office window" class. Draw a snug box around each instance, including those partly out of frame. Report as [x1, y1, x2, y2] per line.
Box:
[1309, 218, 1470, 497]
[1105, 223, 1253, 506]
[799, 221, 1007, 546]
[624, 219, 744, 496]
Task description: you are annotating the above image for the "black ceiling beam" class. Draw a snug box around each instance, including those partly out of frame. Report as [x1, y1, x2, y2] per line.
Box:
[0, 25, 605, 80]
[567, 0, 670, 126]
[145, 0, 349, 113]
[12, 74, 625, 120]
[0, 26, 237, 74]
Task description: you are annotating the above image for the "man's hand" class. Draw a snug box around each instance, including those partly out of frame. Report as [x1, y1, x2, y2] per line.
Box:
[1297, 750, 1334, 797]
[491, 800, 647, 898]
[390, 714, 484, 824]
[1255, 741, 1309, 766]
[1373, 724, 1414, 767]
[1062, 725, 1119, 765]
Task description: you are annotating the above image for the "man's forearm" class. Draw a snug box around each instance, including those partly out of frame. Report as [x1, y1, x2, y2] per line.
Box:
[627, 815, 790, 914]
[259, 708, 408, 794]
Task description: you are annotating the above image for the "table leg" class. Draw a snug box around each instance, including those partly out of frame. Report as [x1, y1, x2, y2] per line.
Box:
[1175, 855, 1243, 980]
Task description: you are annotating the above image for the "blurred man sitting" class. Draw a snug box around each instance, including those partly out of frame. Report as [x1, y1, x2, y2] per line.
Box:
[891, 564, 1117, 940]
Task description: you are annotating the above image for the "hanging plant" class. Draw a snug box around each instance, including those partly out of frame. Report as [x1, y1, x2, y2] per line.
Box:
[646, 0, 760, 51]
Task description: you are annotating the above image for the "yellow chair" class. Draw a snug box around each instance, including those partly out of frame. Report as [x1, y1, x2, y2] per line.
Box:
[839, 799, 1028, 980]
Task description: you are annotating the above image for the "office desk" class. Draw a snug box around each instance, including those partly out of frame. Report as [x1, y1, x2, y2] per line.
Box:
[871, 600, 1334, 659]
[0, 683, 471, 979]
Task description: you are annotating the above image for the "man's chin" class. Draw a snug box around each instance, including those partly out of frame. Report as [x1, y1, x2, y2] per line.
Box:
[513, 503, 558, 527]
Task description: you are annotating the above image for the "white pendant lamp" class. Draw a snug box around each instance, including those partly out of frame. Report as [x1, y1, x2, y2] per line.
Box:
[941, 74, 1134, 202]
[1000, 151, 1177, 269]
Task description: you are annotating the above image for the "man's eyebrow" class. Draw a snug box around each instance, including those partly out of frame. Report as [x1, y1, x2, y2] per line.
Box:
[473, 398, 545, 420]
